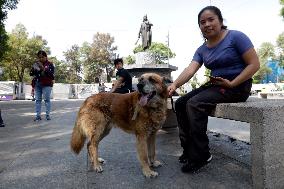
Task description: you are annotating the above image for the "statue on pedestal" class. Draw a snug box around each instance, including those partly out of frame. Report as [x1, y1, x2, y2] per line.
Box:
[136, 15, 153, 50]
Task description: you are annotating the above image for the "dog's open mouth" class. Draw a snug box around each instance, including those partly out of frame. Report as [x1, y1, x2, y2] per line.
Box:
[139, 91, 156, 106]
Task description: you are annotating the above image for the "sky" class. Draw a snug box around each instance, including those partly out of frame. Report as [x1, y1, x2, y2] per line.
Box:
[4, 0, 284, 80]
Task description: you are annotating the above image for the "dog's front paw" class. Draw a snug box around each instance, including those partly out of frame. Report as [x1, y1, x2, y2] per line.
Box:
[151, 160, 162, 168]
[94, 165, 103, 173]
[98, 157, 105, 164]
[143, 169, 158, 178]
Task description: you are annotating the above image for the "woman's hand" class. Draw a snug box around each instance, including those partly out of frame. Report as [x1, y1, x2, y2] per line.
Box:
[38, 62, 44, 70]
[168, 83, 177, 97]
[210, 77, 235, 88]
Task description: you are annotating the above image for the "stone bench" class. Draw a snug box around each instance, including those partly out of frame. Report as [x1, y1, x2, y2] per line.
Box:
[164, 97, 284, 189]
[258, 91, 284, 99]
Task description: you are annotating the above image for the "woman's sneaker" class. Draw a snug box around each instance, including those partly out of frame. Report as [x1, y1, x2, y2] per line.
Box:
[34, 116, 42, 121]
[181, 154, 212, 173]
[179, 152, 189, 163]
[46, 115, 51, 120]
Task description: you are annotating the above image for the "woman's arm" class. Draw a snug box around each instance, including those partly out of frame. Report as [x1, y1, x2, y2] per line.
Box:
[168, 61, 201, 96]
[213, 48, 260, 88]
[44, 63, 55, 79]
[230, 48, 260, 87]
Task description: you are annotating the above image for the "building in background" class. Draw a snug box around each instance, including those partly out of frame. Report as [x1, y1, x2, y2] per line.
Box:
[262, 60, 284, 83]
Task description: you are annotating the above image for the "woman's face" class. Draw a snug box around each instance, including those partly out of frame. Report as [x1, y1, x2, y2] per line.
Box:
[38, 54, 47, 63]
[199, 10, 222, 39]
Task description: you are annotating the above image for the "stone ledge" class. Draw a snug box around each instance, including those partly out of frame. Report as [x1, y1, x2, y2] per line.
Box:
[124, 63, 178, 70]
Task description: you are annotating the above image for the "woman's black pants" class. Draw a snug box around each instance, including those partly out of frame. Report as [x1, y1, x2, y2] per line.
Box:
[175, 81, 251, 162]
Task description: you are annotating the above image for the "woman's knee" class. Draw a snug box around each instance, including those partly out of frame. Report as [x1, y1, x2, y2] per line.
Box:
[186, 98, 198, 109]
[175, 97, 185, 111]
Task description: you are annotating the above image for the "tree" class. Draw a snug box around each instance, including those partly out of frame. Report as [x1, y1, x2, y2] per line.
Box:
[63, 45, 83, 84]
[253, 42, 275, 83]
[276, 32, 284, 67]
[133, 42, 176, 64]
[189, 75, 200, 89]
[0, 0, 19, 60]
[49, 57, 68, 83]
[81, 32, 117, 83]
[124, 55, 135, 65]
[280, 0, 284, 19]
[80, 41, 102, 83]
[0, 24, 49, 82]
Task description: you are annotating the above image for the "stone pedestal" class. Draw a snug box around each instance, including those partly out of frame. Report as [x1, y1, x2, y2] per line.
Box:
[125, 51, 177, 78]
[125, 51, 178, 91]
[135, 52, 156, 65]
[124, 63, 178, 79]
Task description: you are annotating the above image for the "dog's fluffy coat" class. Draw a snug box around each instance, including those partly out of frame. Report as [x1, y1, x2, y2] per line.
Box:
[70, 73, 168, 177]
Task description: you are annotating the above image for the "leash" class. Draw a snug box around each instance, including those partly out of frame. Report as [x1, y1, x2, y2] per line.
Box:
[170, 96, 176, 113]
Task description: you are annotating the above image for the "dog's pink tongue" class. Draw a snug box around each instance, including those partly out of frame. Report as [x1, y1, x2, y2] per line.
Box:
[139, 95, 149, 106]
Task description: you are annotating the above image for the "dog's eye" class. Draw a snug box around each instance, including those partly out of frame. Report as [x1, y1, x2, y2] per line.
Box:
[149, 77, 157, 83]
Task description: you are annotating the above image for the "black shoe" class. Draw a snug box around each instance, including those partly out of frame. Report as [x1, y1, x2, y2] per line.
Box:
[179, 152, 189, 163]
[0, 122, 4, 127]
[46, 115, 51, 120]
[34, 116, 42, 121]
[181, 154, 212, 173]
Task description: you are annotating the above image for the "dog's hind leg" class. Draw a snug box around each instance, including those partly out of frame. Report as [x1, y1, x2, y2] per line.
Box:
[88, 135, 103, 173]
[136, 134, 158, 178]
[87, 140, 105, 164]
[147, 134, 162, 168]
[87, 121, 112, 173]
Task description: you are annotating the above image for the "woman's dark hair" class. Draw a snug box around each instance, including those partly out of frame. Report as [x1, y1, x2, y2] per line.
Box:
[37, 50, 47, 57]
[197, 6, 227, 30]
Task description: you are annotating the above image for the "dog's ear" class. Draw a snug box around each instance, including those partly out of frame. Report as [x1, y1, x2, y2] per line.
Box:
[162, 77, 172, 86]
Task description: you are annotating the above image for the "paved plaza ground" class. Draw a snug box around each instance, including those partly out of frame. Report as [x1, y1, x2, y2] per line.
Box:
[0, 99, 252, 189]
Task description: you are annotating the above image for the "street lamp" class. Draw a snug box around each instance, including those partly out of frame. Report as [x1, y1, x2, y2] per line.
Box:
[166, 31, 170, 65]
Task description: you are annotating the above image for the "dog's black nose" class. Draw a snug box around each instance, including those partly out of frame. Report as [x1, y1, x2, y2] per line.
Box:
[137, 83, 143, 91]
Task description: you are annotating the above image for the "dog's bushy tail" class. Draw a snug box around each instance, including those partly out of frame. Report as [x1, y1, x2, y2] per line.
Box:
[70, 120, 86, 154]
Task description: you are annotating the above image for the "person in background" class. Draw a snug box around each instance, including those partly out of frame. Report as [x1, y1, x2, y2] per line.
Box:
[31, 77, 36, 101]
[110, 58, 132, 94]
[168, 6, 260, 173]
[98, 82, 106, 93]
[0, 69, 5, 127]
[30, 50, 55, 121]
[0, 109, 4, 127]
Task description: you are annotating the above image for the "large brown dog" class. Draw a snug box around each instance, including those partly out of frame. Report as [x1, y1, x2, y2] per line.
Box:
[70, 73, 168, 177]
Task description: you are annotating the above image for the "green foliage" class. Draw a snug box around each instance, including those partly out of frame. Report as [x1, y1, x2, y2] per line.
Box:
[80, 32, 117, 83]
[277, 32, 284, 67]
[189, 75, 200, 89]
[280, 0, 284, 19]
[124, 55, 135, 65]
[133, 42, 176, 64]
[49, 57, 68, 83]
[0, 0, 19, 60]
[204, 68, 210, 75]
[0, 24, 9, 60]
[0, 24, 50, 82]
[253, 62, 272, 83]
[253, 42, 275, 83]
[63, 45, 82, 84]
[257, 42, 275, 60]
